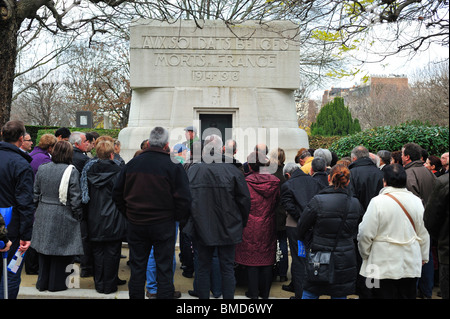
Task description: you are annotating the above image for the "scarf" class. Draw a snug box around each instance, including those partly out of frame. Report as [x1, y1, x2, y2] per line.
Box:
[59, 164, 75, 205]
[81, 158, 99, 204]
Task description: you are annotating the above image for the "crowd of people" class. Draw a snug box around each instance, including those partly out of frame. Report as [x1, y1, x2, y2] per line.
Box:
[0, 120, 448, 300]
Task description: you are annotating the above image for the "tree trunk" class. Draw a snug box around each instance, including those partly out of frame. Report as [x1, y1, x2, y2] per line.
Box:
[0, 0, 19, 126]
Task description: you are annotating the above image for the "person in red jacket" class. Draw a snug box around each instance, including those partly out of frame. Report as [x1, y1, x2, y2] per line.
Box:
[235, 151, 280, 299]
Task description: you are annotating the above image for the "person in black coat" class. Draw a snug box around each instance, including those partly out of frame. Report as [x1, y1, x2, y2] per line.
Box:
[310, 157, 329, 188]
[82, 140, 127, 294]
[280, 166, 324, 298]
[0, 120, 34, 299]
[184, 134, 251, 299]
[69, 131, 93, 277]
[298, 164, 364, 299]
[348, 145, 384, 298]
[113, 127, 191, 299]
[348, 146, 384, 211]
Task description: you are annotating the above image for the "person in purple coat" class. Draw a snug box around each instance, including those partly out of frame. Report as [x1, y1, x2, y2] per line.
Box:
[30, 134, 57, 176]
[235, 151, 280, 299]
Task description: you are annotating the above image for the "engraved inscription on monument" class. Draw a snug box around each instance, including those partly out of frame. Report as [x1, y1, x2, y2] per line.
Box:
[130, 20, 300, 89]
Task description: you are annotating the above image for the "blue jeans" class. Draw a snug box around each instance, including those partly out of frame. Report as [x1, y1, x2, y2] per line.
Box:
[146, 222, 178, 294]
[146, 247, 177, 294]
[302, 290, 346, 299]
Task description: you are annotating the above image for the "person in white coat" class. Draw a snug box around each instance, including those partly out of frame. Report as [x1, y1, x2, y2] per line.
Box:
[358, 163, 430, 299]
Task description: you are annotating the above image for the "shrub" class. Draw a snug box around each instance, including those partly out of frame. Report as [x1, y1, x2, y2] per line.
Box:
[329, 122, 449, 158]
[311, 97, 361, 136]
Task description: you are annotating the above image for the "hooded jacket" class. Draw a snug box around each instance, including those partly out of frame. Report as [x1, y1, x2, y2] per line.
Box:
[85, 159, 127, 241]
[235, 172, 280, 266]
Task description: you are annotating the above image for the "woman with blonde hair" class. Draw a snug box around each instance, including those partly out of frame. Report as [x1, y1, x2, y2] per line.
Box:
[298, 164, 364, 299]
[82, 140, 127, 294]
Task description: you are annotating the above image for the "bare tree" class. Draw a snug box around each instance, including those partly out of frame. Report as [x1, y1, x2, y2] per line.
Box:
[347, 60, 449, 129]
[410, 60, 449, 126]
[62, 43, 131, 128]
[1, 0, 448, 126]
[11, 77, 74, 126]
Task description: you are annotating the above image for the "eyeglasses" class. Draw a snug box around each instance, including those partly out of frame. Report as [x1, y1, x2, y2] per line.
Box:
[24, 139, 33, 142]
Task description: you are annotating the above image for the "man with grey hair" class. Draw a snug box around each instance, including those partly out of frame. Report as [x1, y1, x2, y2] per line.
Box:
[185, 134, 251, 299]
[69, 131, 90, 173]
[313, 148, 332, 168]
[349, 145, 384, 211]
[69, 131, 92, 277]
[310, 157, 328, 188]
[113, 126, 191, 299]
[283, 162, 300, 178]
[377, 150, 391, 171]
[348, 145, 384, 299]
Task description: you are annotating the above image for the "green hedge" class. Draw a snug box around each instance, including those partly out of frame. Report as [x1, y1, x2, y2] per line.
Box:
[31, 126, 120, 147]
[25, 125, 59, 145]
[329, 123, 449, 158]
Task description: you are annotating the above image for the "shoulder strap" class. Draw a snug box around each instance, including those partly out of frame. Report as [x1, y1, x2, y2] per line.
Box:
[385, 193, 416, 232]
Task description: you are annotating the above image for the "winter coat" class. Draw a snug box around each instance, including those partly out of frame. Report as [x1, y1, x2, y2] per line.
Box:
[404, 160, 437, 208]
[280, 169, 324, 222]
[31, 162, 84, 256]
[235, 172, 280, 266]
[113, 146, 191, 225]
[358, 186, 430, 279]
[348, 157, 384, 210]
[298, 186, 364, 297]
[424, 173, 449, 265]
[84, 159, 127, 242]
[185, 155, 251, 246]
[30, 146, 52, 176]
[0, 142, 34, 241]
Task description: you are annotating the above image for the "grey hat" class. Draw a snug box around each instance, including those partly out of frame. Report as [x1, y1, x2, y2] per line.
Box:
[184, 126, 197, 133]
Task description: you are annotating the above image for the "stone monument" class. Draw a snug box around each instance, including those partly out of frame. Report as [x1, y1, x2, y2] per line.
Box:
[119, 19, 309, 163]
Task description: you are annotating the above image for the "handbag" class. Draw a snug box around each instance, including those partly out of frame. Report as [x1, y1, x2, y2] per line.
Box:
[306, 196, 351, 284]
